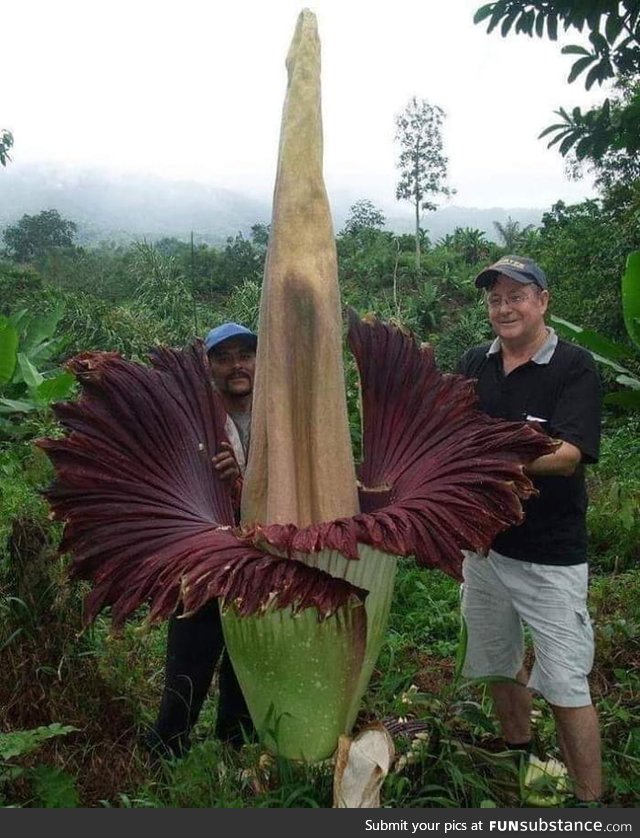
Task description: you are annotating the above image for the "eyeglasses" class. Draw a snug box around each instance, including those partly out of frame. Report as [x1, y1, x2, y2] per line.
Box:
[486, 292, 537, 309]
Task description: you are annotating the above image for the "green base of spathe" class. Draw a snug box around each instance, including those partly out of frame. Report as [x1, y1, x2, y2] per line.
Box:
[221, 544, 398, 762]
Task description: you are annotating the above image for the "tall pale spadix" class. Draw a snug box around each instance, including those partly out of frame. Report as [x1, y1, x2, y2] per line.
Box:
[242, 10, 358, 528]
[225, 12, 392, 763]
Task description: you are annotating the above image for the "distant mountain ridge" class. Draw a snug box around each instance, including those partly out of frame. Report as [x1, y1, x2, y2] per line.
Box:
[0, 165, 546, 246]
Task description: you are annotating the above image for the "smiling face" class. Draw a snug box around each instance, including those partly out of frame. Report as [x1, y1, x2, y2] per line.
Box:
[208, 336, 256, 409]
[487, 275, 549, 349]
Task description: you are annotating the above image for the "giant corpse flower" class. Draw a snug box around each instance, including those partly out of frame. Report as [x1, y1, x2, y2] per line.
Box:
[38, 11, 557, 763]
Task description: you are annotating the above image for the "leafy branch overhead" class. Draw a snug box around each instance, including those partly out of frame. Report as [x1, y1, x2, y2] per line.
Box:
[474, 1, 640, 175]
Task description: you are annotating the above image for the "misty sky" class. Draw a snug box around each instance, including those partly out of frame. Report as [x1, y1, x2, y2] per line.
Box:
[3, 0, 605, 211]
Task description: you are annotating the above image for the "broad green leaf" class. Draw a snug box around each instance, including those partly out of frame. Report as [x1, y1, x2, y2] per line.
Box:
[473, 4, 494, 25]
[622, 251, 640, 351]
[0, 320, 19, 386]
[31, 766, 79, 808]
[21, 301, 65, 354]
[551, 315, 635, 366]
[567, 54, 596, 84]
[0, 416, 34, 438]
[28, 336, 67, 366]
[584, 351, 631, 376]
[0, 724, 78, 760]
[0, 397, 39, 414]
[17, 352, 44, 390]
[604, 13, 624, 45]
[36, 371, 75, 403]
[561, 45, 591, 56]
[585, 62, 606, 90]
[589, 32, 608, 53]
[604, 390, 640, 409]
[501, 9, 518, 36]
[559, 132, 578, 155]
[8, 309, 29, 330]
[539, 122, 569, 140]
[546, 13, 557, 40]
[615, 374, 640, 391]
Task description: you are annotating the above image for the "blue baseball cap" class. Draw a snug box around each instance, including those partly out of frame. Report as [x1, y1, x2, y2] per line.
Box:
[204, 322, 257, 353]
[474, 255, 548, 290]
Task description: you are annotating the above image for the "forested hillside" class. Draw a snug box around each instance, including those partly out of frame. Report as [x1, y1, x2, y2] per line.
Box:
[0, 165, 544, 246]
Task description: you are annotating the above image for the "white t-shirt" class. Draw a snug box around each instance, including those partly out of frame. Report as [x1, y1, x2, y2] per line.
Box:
[224, 412, 250, 475]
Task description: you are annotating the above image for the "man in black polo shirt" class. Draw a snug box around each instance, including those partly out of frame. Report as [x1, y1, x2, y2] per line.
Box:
[457, 255, 602, 806]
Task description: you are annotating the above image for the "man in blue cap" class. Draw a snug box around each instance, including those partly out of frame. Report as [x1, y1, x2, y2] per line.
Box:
[149, 322, 257, 758]
[456, 256, 602, 806]
[206, 322, 257, 492]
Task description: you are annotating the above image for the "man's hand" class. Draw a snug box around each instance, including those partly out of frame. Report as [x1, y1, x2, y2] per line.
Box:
[212, 442, 240, 483]
[525, 440, 582, 478]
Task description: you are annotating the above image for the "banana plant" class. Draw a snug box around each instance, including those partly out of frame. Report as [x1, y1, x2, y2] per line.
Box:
[0, 303, 75, 430]
[551, 251, 640, 410]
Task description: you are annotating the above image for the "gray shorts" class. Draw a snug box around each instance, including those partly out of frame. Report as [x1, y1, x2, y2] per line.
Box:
[461, 550, 594, 708]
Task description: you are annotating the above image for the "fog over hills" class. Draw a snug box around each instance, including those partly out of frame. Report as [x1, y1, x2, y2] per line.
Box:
[0, 165, 546, 246]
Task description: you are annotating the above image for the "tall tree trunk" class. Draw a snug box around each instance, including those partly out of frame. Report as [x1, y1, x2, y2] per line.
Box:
[414, 194, 420, 273]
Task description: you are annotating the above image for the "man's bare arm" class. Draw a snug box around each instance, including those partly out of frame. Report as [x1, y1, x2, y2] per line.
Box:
[525, 440, 582, 478]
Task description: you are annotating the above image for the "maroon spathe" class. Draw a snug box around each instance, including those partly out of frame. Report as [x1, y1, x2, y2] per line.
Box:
[38, 314, 557, 628]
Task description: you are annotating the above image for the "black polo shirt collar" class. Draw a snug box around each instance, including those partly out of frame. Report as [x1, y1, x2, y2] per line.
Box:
[485, 327, 558, 365]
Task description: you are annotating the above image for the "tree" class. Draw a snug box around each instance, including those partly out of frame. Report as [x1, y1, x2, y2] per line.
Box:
[250, 223, 270, 254]
[474, 2, 640, 182]
[341, 199, 386, 236]
[450, 227, 491, 265]
[493, 216, 537, 250]
[0, 130, 13, 167]
[395, 97, 453, 272]
[221, 232, 263, 284]
[528, 195, 640, 339]
[337, 200, 395, 295]
[2, 209, 77, 263]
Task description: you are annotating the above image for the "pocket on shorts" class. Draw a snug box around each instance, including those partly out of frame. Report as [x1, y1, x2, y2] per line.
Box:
[574, 608, 595, 674]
